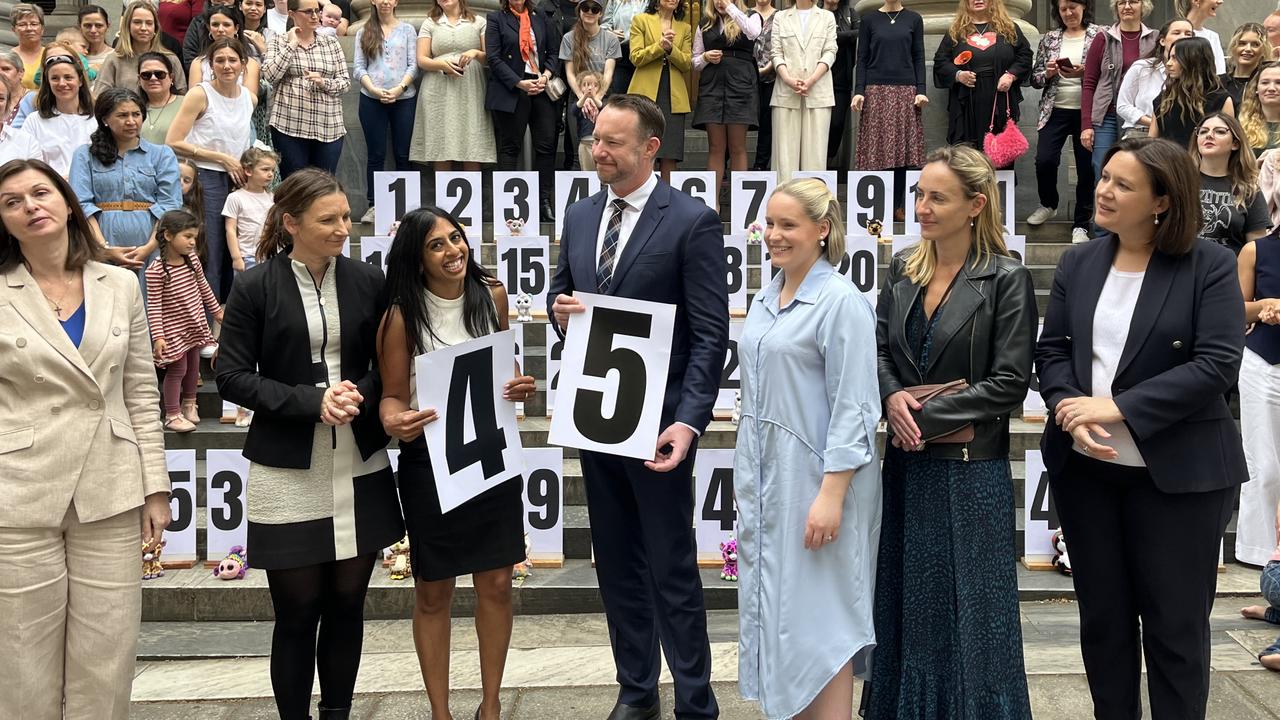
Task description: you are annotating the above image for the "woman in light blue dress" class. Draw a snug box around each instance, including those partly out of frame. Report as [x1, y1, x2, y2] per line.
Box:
[735, 177, 883, 720]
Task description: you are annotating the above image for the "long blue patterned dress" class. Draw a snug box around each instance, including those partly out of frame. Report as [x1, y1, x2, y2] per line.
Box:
[735, 261, 882, 719]
[865, 296, 1032, 720]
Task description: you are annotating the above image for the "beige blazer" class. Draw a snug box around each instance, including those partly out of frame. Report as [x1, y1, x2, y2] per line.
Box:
[0, 261, 168, 528]
[769, 7, 838, 110]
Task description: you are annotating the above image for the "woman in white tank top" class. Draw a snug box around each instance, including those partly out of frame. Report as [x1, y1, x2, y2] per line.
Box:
[165, 37, 257, 303]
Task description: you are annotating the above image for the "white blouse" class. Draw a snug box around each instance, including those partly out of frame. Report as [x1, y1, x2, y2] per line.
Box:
[21, 111, 95, 176]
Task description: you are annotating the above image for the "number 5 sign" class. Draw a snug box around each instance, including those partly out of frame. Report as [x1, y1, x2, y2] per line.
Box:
[164, 449, 197, 564]
[415, 329, 527, 513]
[548, 292, 676, 460]
[205, 449, 249, 565]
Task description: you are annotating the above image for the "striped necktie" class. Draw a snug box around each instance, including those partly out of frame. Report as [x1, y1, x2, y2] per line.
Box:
[596, 198, 628, 292]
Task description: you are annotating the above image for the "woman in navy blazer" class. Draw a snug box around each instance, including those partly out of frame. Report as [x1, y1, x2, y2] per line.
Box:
[485, 0, 561, 222]
[1036, 136, 1247, 720]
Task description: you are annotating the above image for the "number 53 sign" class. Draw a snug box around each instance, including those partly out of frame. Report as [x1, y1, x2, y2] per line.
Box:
[549, 293, 676, 460]
[415, 330, 527, 513]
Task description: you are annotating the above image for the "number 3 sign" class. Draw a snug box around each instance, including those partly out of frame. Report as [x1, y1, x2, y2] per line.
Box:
[205, 449, 249, 564]
[548, 292, 676, 460]
[415, 329, 527, 513]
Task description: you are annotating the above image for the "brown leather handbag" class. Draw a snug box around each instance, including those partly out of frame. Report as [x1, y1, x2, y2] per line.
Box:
[903, 379, 974, 444]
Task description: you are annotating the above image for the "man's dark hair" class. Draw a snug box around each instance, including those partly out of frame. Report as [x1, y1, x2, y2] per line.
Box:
[603, 93, 665, 141]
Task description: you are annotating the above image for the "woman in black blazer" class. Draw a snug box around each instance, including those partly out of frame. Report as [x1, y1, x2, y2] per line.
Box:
[215, 169, 404, 720]
[1036, 136, 1247, 720]
[485, 0, 561, 223]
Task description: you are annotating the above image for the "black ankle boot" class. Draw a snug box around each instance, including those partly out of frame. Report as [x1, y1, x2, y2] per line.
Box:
[317, 706, 351, 720]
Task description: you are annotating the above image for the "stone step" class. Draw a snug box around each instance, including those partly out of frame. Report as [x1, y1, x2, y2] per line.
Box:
[139, 558, 1264, 622]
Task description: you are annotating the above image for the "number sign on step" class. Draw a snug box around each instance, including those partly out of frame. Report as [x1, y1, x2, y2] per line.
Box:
[434, 171, 482, 230]
[694, 449, 737, 564]
[493, 172, 539, 236]
[1023, 450, 1059, 566]
[359, 235, 392, 276]
[522, 447, 565, 563]
[548, 293, 676, 460]
[724, 234, 748, 314]
[554, 172, 601, 239]
[164, 449, 197, 562]
[730, 171, 777, 233]
[205, 449, 249, 563]
[373, 171, 421, 236]
[670, 170, 717, 209]
[415, 330, 526, 513]
[496, 235, 550, 314]
[846, 171, 896, 232]
[715, 320, 745, 415]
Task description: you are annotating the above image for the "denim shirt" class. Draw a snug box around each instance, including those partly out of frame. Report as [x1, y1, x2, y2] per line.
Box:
[68, 139, 183, 222]
[352, 22, 420, 100]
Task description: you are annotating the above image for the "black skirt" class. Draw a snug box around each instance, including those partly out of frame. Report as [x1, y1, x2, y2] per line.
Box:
[692, 52, 759, 129]
[396, 437, 526, 582]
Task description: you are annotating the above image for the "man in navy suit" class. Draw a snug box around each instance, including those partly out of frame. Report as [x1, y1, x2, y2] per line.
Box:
[547, 94, 728, 720]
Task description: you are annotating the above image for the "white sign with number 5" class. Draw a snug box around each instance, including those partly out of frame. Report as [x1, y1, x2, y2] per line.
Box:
[415, 330, 527, 513]
[373, 171, 421, 236]
[205, 449, 249, 564]
[548, 292, 676, 460]
[694, 448, 737, 564]
[164, 449, 197, 562]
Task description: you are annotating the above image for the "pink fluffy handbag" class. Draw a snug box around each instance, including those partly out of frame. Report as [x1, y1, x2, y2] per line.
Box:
[983, 91, 1028, 168]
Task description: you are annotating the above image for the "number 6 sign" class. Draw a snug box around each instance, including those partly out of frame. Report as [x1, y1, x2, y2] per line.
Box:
[415, 329, 527, 513]
[548, 292, 676, 460]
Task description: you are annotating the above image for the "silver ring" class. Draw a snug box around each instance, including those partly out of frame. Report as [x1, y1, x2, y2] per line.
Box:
[824, 535, 833, 542]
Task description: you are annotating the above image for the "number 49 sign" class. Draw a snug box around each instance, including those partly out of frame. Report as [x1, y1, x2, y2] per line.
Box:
[415, 329, 527, 513]
[548, 292, 676, 460]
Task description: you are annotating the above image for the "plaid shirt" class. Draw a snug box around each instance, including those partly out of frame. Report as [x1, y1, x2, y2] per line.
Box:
[263, 33, 351, 142]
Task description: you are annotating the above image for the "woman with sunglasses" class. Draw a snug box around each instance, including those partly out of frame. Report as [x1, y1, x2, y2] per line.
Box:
[69, 88, 184, 278]
[97, 1, 189, 97]
[560, 0, 621, 167]
[22, 53, 96, 177]
[262, 0, 351, 177]
[137, 52, 186, 145]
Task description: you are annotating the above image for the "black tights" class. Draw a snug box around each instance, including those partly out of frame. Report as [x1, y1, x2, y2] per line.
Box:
[266, 554, 377, 719]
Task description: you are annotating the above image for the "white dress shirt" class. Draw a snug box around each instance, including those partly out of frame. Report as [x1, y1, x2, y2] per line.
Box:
[595, 171, 659, 266]
[0, 124, 44, 166]
[1077, 266, 1146, 467]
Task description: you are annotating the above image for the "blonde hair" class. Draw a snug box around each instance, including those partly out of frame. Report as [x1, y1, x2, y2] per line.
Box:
[1227, 23, 1274, 77]
[904, 145, 1010, 286]
[55, 27, 87, 48]
[772, 178, 846, 265]
[701, 0, 751, 45]
[947, 0, 1018, 45]
[116, 1, 162, 58]
[1241, 61, 1280, 150]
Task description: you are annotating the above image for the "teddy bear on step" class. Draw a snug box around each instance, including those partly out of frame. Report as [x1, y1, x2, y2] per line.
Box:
[720, 537, 738, 582]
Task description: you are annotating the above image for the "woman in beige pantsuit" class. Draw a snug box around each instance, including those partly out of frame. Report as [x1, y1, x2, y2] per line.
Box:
[0, 158, 171, 720]
[770, 0, 837, 181]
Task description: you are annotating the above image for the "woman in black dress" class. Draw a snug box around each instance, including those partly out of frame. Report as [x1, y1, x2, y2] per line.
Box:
[216, 169, 404, 720]
[1152, 36, 1233, 148]
[933, 0, 1032, 153]
[377, 207, 534, 720]
[693, 0, 760, 193]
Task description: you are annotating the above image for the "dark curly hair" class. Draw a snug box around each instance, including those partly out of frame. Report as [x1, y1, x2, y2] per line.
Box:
[88, 88, 146, 166]
[644, 0, 686, 21]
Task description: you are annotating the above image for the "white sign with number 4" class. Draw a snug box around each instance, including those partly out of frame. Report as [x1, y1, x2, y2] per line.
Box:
[694, 448, 737, 564]
[548, 292, 676, 460]
[415, 330, 527, 513]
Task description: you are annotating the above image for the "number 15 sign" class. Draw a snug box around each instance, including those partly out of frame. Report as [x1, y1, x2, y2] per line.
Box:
[415, 330, 527, 513]
[549, 293, 676, 460]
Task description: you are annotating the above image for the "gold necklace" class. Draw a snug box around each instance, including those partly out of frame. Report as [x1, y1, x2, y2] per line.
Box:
[25, 262, 77, 317]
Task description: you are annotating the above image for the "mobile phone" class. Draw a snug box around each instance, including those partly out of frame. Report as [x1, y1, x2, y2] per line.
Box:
[1056, 57, 1075, 70]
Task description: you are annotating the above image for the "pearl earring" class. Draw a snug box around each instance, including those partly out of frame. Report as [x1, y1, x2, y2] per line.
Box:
[1153, 215, 1160, 226]
[820, 238, 827, 247]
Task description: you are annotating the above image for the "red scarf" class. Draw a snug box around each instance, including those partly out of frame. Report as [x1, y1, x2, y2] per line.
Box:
[512, 6, 538, 73]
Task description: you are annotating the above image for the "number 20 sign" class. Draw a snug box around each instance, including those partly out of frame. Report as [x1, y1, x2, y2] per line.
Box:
[548, 292, 676, 460]
[415, 329, 527, 513]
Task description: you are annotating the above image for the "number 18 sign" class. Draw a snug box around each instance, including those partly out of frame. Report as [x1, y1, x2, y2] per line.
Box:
[548, 292, 676, 460]
[415, 329, 526, 513]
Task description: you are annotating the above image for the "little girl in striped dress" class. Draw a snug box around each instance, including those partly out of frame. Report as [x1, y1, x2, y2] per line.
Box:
[146, 209, 224, 432]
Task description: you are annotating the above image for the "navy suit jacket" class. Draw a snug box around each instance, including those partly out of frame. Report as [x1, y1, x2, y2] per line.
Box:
[484, 7, 561, 114]
[1035, 235, 1247, 494]
[547, 180, 729, 434]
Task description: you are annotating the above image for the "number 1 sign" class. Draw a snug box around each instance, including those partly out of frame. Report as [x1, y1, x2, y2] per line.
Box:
[373, 171, 421, 236]
[415, 329, 527, 513]
[548, 292, 676, 460]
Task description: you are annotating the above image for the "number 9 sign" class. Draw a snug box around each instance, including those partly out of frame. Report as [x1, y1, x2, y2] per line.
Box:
[522, 447, 565, 565]
[205, 449, 249, 564]
[846, 172, 895, 231]
[548, 292, 677, 460]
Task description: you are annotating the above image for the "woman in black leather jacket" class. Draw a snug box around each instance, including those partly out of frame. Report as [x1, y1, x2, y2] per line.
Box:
[865, 144, 1037, 719]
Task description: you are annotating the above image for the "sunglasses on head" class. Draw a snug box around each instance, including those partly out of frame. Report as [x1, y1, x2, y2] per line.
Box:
[580, 2, 602, 12]
[139, 69, 169, 80]
[43, 55, 77, 69]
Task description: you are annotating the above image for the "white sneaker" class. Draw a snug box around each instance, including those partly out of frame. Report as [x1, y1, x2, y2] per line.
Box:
[1072, 227, 1091, 244]
[200, 343, 217, 359]
[1027, 206, 1058, 226]
[360, 206, 377, 224]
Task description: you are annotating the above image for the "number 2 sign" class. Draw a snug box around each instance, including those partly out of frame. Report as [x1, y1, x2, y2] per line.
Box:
[415, 330, 527, 513]
[434, 171, 482, 230]
[548, 292, 676, 460]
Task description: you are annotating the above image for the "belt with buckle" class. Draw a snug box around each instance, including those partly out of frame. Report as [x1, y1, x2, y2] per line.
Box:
[98, 201, 154, 211]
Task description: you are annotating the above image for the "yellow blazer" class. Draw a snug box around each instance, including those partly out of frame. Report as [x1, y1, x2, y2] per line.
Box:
[0, 261, 168, 528]
[769, 7, 838, 109]
[628, 12, 693, 115]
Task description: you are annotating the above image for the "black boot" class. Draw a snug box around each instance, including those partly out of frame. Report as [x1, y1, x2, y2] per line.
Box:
[317, 707, 351, 720]
[540, 197, 556, 223]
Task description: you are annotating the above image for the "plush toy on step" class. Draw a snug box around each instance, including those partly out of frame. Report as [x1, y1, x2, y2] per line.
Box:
[731, 391, 742, 426]
[214, 545, 248, 580]
[505, 218, 526, 236]
[720, 537, 738, 582]
[515, 292, 533, 323]
[142, 538, 166, 580]
[386, 536, 412, 581]
[867, 218, 884, 242]
[746, 221, 764, 245]
[1051, 530, 1072, 577]
[512, 533, 534, 581]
